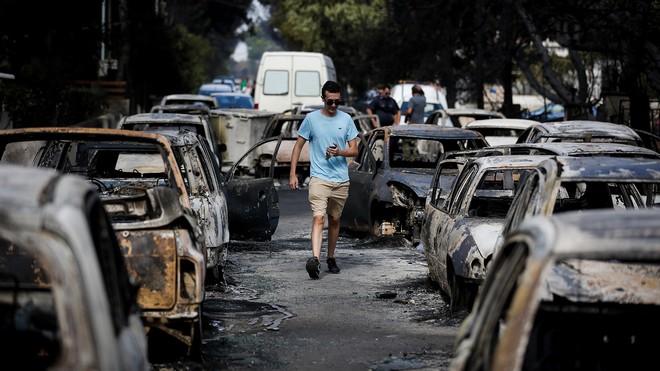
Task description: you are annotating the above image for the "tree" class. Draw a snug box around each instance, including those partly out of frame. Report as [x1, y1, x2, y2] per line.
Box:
[264, 0, 387, 97]
[513, 0, 660, 128]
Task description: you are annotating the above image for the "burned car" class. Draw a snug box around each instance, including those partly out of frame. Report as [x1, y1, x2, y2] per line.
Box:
[495, 156, 660, 251]
[494, 155, 660, 257]
[0, 165, 149, 370]
[450, 209, 660, 371]
[339, 124, 489, 243]
[256, 113, 308, 180]
[420, 155, 550, 311]
[515, 120, 644, 147]
[118, 112, 223, 161]
[0, 128, 207, 357]
[425, 108, 505, 128]
[118, 124, 230, 283]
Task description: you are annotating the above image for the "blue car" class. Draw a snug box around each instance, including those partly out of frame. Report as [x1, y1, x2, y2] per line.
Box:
[211, 92, 255, 109]
[523, 102, 564, 122]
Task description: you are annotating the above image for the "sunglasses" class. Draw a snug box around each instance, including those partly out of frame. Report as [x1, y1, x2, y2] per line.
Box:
[324, 98, 342, 106]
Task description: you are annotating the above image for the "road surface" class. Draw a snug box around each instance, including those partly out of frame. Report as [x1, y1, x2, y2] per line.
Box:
[152, 187, 467, 370]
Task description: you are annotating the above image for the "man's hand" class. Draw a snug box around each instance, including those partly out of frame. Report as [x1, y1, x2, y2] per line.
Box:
[289, 174, 299, 190]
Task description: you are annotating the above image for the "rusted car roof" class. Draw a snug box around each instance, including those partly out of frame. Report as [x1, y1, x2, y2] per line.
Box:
[517, 120, 643, 145]
[0, 127, 190, 205]
[374, 123, 487, 140]
[160, 93, 218, 108]
[552, 155, 660, 179]
[119, 112, 220, 158]
[488, 141, 660, 158]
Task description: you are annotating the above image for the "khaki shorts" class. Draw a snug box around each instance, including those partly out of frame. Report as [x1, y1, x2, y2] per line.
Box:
[308, 177, 350, 217]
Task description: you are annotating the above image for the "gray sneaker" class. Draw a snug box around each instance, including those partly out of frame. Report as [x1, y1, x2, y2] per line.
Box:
[306, 257, 321, 279]
[326, 258, 341, 274]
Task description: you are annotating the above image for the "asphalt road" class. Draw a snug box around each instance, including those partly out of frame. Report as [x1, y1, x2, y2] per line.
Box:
[152, 187, 467, 370]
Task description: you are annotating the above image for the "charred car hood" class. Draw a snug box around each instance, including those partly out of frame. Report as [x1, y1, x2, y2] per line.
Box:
[387, 170, 434, 197]
[543, 259, 660, 304]
[465, 218, 506, 258]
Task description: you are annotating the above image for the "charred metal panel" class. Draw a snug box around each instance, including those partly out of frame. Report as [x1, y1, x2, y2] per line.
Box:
[225, 177, 279, 241]
[118, 230, 177, 310]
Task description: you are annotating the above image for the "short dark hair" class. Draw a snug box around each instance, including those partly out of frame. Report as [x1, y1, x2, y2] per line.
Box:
[322, 80, 341, 97]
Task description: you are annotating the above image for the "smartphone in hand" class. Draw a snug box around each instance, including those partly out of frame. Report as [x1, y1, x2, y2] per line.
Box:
[326, 143, 337, 160]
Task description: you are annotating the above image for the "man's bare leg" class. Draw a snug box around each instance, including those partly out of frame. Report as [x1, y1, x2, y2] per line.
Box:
[311, 215, 325, 259]
[326, 214, 340, 259]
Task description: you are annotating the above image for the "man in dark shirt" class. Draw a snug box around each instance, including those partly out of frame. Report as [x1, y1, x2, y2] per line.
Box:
[366, 84, 401, 127]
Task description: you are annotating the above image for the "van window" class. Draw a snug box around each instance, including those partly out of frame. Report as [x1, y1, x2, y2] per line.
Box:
[295, 71, 321, 96]
[264, 70, 288, 95]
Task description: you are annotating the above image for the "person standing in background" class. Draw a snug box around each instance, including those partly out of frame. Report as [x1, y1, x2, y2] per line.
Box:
[366, 84, 401, 127]
[406, 84, 426, 124]
[289, 80, 359, 279]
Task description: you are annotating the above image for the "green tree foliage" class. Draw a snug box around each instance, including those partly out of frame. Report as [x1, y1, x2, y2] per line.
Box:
[266, 0, 387, 95]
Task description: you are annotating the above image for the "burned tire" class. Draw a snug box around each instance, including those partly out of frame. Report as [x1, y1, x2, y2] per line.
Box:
[189, 313, 203, 361]
[449, 269, 463, 312]
[448, 265, 478, 312]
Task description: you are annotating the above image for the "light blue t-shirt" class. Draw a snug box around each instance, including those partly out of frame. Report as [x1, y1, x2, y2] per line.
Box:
[297, 110, 359, 183]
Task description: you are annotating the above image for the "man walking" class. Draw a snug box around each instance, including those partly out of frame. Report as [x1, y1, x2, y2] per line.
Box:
[289, 80, 359, 279]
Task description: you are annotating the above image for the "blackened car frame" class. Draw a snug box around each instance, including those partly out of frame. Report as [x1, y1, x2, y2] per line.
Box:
[339, 124, 489, 244]
[0, 128, 207, 358]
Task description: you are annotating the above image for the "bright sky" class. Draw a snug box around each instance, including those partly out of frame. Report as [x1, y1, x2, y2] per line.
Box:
[231, 0, 269, 62]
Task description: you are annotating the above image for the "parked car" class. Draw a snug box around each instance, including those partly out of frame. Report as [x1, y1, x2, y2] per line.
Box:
[339, 124, 489, 243]
[522, 101, 564, 122]
[198, 82, 233, 96]
[211, 91, 255, 109]
[255, 113, 308, 180]
[420, 155, 551, 311]
[494, 155, 660, 257]
[148, 104, 228, 162]
[0, 128, 207, 358]
[0, 165, 149, 370]
[212, 76, 237, 91]
[425, 108, 505, 128]
[515, 120, 644, 146]
[450, 208, 660, 371]
[464, 118, 536, 145]
[160, 93, 218, 109]
[118, 112, 222, 161]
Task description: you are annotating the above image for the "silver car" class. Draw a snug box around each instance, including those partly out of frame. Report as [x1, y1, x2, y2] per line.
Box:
[421, 155, 551, 311]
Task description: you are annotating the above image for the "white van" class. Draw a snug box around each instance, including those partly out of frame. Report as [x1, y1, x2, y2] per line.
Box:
[391, 82, 449, 124]
[254, 51, 337, 113]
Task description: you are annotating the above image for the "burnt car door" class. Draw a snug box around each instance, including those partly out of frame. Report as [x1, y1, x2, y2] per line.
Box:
[222, 136, 281, 241]
[340, 132, 378, 234]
